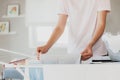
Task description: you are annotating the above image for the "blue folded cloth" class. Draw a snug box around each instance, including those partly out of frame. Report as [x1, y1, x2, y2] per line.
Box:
[29, 68, 44, 80]
[3, 68, 24, 79]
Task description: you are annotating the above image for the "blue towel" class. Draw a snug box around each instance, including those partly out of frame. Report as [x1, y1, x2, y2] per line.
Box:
[29, 68, 44, 80]
[3, 68, 24, 79]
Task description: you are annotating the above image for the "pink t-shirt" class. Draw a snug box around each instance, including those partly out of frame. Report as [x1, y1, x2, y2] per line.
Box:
[58, 0, 111, 55]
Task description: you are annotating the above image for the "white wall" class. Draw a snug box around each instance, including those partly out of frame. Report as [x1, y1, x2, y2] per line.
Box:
[106, 0, 120, 34]
[0, 0, 30, 53]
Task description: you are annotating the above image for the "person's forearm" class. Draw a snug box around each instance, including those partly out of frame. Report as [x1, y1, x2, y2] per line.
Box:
[89, 11, 107, 47]
[45, 26, 64, 49]
[37, 15, 67, 54]
[89, 24, 105, 47]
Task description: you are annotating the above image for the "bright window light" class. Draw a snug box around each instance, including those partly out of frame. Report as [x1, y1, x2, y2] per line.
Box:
[29, 26, 68, 48]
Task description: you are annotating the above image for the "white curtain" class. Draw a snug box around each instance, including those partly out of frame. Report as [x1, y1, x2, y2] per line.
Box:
[26, 0, 59, 26]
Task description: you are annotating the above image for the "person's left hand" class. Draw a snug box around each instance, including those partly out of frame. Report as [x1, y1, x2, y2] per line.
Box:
[81, 45, 93, 61]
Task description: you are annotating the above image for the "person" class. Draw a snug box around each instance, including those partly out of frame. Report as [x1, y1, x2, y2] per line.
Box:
[37, 0, 111, 61]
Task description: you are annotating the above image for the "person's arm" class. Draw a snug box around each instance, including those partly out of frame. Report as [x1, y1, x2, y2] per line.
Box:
[37, 14, 68, 56]
[81, 11, 109, 61]
[45, 15, 68, 50]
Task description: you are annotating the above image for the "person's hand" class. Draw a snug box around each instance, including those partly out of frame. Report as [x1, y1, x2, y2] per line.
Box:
[37, 45, 49, 60]
[81, 45, 93, 61]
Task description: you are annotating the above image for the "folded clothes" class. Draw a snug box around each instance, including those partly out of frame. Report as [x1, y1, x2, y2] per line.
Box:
[29, 68, 44, 80]
[27, 54, 81, 64]
[107, 48, 120, 62]
[3, 68, 24, 79]
[3, 67, 44, 80]
[26, 59, 44, 80]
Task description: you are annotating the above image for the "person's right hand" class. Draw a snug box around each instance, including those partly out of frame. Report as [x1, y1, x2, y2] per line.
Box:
[37, 45, 49, 60]
[37, 45, 49, 53]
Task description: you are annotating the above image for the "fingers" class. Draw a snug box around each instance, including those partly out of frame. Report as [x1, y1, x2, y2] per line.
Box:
[37, 46, 48, 54]
[37, 47, 41, 60]
[81, 53, 88, 60]
[81, 48, 93, 61]
[81, 52, 93, 61]
[36, 46, 46, 60]
[37, 52, 41, 60]
[36, 45, 48, 60]
[37, 47, 41, 53]
[81, 54, 92, 61]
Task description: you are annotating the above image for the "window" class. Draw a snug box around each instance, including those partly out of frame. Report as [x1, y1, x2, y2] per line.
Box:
[29, 26, 68, 48]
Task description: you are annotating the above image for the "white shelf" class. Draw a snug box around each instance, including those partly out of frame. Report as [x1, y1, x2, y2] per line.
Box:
[0, 32, 16, 35]
[2, 15, 24, 18]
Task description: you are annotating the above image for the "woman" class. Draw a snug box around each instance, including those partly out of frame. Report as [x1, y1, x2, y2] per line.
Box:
[37, 0, 111, 61]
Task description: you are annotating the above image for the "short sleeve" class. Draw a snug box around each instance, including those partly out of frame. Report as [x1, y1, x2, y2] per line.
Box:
[57, 0, 69, 15]
[97, 0, 111, 12]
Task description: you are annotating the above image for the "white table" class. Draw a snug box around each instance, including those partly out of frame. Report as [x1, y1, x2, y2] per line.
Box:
[3, 63, 120, 80]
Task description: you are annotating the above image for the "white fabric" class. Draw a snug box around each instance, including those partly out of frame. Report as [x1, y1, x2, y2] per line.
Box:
[26, 54, 81, 64]
[58, 0, 111, 55]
